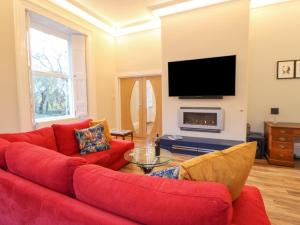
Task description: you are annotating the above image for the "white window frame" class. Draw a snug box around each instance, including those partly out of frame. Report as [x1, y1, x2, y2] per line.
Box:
[28, 26, 75, 123]
[14, 1, 96, 131]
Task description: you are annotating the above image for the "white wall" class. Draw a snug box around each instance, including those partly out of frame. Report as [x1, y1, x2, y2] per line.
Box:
[161, 0, 250, 141]
[0, 1, 20, 132]
[248, 1, 300, 132]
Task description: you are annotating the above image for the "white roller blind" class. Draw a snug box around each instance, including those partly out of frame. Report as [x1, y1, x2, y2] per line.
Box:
[71, 35, 88, 117]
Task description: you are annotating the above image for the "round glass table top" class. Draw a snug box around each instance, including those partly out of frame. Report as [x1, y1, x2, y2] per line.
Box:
[124, 147, 172, 167]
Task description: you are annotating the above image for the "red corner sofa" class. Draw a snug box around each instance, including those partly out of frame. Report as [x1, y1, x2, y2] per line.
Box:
[0, 119, 134, 170]
[0, 120, 271, 225]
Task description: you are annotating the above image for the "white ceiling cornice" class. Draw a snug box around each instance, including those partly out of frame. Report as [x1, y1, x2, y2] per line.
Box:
[49, 0, 295, 36]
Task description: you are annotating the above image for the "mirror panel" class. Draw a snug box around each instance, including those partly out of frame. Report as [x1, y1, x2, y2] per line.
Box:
[146, 80, 156, 135]
[130, 80, 140, 133]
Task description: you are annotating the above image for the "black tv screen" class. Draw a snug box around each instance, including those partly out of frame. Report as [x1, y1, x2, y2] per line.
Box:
[168, 55, 236, 97]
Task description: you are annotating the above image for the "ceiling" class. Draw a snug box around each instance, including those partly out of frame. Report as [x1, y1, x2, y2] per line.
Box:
[51, 0, 294, 36]
[68, 0, 183, 27]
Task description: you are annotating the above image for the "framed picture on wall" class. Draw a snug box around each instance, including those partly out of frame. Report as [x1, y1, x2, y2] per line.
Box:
[295, 60, 300, 78]
[277, 60, 295, 79]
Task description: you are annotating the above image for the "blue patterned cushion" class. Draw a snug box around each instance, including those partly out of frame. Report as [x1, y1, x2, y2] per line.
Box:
[149, 166, 180, 179]
[75, 124, 110, 155]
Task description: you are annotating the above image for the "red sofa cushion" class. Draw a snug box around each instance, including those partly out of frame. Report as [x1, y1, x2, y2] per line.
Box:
[0, 170, 139, 225]
[72, 151, 111, 167]
[5, 142, 86, 196]
[0, 127, 58, 151]
[108, 140, 134, 162]
[71, 140, 134, 168]
[52, 119, 91, 155]
[74, 165, 233, 225]
[0, 138, 10, 169]
[231, 186, 271, 225]
[108, 158, 129, 171]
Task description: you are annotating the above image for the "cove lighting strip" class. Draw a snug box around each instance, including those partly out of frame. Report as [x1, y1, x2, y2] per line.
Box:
[115, 20, 161, 36]
[51, 0, 161, 36]
[51, 0, 293, 36]
[51, 0, 116, 35]
[250, 0, 290, 8]
[152, 0, 230, 17]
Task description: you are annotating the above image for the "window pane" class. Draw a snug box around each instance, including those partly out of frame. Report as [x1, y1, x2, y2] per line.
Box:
[30, 28, 70, 75]
[33, 75, 71, 119]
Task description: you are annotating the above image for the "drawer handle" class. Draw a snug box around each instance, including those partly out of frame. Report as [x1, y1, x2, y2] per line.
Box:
[280, 154, 284, 158]
[280, 130, 287, 134]
[279, 145, 285, 149]
[279, 137, 286, 142]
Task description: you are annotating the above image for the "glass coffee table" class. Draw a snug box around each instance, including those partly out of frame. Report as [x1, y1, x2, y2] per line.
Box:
[124, 147, 173, 174]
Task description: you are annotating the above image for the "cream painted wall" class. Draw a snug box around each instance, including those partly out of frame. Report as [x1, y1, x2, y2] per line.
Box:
[93, 29, 117, 128]
[248, 1, 300, 132]
[0, 1, 20, 132]
[161, 0, 250, 141]
[115, 29, 162, 73]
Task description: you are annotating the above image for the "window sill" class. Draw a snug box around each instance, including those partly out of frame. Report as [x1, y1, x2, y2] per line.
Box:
[35, 115, 78, 124]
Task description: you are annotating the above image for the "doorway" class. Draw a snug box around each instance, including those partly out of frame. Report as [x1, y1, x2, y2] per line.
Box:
[120, 76, 162, 139]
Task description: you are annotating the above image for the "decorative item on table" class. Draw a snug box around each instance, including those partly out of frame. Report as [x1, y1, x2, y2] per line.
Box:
[295, 60, 300, 78]
[155, 133, 161, 156]
[277, 60, 295, 79]
[270, 107, 279, 123]
[246, 123, 251, 136]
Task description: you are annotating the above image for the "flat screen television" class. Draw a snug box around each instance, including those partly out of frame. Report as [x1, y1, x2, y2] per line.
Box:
[168, 55, 236, 97]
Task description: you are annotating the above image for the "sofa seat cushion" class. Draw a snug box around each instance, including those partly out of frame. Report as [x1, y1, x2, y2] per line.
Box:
[74, 165, 233, 225]
[71, 140, 134, 168]
[0, 127, 58, 151]
[52, 119, 91, 156]
[71, 151, 111, 167]
[231, 186, 271, 225]
[108, 140, 134, 162]
[5, 142, 86, 196]
[0, 138, 10, 169]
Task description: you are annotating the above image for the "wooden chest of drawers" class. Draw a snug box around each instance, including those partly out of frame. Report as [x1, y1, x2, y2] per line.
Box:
[264, 122, 300, 167]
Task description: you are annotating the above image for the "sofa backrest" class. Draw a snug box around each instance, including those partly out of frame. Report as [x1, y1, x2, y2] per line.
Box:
[0, 169, 139, 225]
[5, 142, 86, 196]
[0, 127, 58, 151]
[52, 119, 91, 156]
[74, 165, 233, 225]
[0, 138, 10, 169]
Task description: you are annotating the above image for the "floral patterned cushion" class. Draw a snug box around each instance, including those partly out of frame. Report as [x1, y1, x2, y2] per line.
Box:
[75, 124, 110, 155]
[149, 166, 180, 179]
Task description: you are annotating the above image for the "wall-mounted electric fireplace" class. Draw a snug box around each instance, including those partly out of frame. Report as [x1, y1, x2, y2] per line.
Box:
[178, 107, 224, 132]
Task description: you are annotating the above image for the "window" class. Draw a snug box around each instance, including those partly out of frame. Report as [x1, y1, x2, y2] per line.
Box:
[28, 12, 87, 123]
[30, 28, 73, 120]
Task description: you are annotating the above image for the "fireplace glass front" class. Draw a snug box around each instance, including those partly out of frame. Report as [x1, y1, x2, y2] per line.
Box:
[183, 112, 217, 126]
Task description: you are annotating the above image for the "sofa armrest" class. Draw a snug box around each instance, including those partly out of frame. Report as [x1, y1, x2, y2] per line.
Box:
[231, 185, 271, 225]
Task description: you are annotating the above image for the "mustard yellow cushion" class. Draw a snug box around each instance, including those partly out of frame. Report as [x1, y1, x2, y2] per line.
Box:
[179, 142, 257, 200]
[90, 119, 112, 142]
